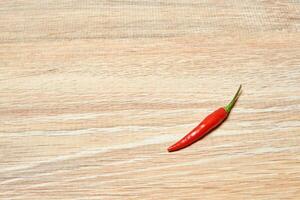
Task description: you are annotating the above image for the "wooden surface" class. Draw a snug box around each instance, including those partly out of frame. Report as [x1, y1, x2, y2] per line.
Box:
[1, 1, 300, 199]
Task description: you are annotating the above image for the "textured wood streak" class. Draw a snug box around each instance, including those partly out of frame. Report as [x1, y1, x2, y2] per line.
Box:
[1, 0, 300, 199]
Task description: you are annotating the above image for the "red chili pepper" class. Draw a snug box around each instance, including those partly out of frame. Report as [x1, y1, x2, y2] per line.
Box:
[168, 85, 242, 152]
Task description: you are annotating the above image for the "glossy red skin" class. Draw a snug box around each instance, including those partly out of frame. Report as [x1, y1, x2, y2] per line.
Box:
[168, 107, 228, 152]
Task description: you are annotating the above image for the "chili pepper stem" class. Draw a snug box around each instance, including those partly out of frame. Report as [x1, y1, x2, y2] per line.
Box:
[224, 85, 242, 113]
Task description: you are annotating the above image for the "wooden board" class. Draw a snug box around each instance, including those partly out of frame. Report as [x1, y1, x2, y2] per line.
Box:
[0, 1, 300, 199]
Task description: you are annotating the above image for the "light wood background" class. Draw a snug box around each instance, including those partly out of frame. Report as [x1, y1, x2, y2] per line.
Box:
[1, 1, 300, 199]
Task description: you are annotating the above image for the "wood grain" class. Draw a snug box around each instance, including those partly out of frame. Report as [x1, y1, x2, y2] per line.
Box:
[1, 0, 300, 199]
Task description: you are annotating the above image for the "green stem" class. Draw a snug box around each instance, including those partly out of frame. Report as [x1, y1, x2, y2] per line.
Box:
[224, 85, 242, 113]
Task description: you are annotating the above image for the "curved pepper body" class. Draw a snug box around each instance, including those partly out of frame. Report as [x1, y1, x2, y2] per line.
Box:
[167, 107, 228, 152]
[167, 85, 241, 152]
